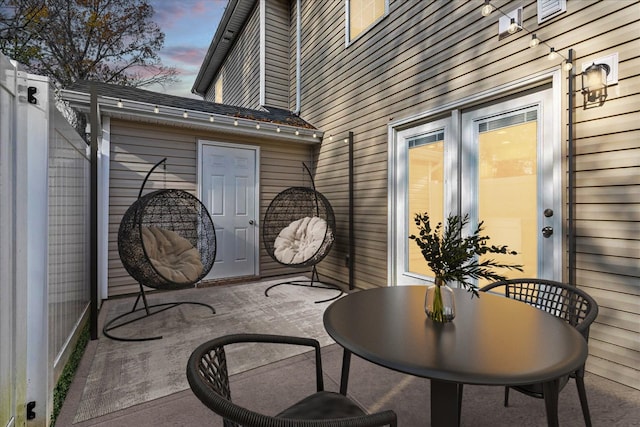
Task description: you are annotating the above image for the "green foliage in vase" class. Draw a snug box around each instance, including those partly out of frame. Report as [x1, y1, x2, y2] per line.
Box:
[409, 212, 523, 297]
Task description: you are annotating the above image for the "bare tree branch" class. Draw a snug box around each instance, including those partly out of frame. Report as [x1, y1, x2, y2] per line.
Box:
[0, 0, 177, 88]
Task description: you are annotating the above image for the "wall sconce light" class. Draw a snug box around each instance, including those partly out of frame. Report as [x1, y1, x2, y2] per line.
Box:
[582, 62, 610, 106]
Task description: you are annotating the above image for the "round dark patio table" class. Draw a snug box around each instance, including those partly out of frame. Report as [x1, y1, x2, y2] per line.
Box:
[323, 286, 588, 427]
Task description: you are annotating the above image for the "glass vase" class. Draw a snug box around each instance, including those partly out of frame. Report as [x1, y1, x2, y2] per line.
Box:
[424, 279, 456, 322]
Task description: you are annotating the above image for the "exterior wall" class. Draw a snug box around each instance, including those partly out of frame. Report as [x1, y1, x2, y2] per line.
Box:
[204, 3, 261, 107]
[289, 0, 638, 389]
[107, 119, 313, 296]
[264, 0, 291, 108]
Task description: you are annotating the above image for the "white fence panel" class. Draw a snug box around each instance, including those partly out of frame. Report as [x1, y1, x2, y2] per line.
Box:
[0, 51, 21, 427]
[48, 97, 91, 371]
[0, 51, 90, 426]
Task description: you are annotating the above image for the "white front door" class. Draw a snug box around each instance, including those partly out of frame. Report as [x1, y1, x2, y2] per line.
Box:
[199, 142, 260, 280]
[392, 84, 562, 286]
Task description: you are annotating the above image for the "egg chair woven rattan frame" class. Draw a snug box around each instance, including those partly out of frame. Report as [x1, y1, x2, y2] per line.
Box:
[262, 163, 343, 303]
[104, 158, 217, 341]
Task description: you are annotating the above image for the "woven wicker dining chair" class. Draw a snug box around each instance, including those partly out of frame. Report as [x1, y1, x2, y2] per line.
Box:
[480, 279, 599, 427]
[186, 333, 397, 427]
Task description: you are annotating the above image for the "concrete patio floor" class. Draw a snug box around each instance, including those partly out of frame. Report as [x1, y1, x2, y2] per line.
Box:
[55, 282, 640, 426]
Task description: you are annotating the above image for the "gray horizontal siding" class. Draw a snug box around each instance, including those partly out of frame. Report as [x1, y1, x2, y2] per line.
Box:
[264, 0, 290, 109]
[292, 0, 640, 389]
[206, 3, 261, 108]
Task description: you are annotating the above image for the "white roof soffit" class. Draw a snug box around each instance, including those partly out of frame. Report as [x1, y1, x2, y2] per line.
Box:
[192, 0, 257, 96]
[61, 89, 322, 144]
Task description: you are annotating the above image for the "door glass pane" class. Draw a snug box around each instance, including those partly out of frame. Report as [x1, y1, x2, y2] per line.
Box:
[478, 111, 537, 284]
[407, 131, 444, 276]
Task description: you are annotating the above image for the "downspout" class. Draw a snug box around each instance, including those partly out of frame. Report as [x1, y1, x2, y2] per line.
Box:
[294, 0, 301, 114]
[567, 49, 576, 285]
[348, 131, 354, 290]
[90, 85, 98, 340]
[259, 0, 266, 106]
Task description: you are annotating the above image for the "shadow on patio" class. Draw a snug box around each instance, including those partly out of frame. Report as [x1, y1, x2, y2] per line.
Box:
[55, 277, 640, 427]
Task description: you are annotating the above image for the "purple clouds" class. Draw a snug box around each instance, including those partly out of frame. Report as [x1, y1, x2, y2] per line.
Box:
[148, 0, 226, 97]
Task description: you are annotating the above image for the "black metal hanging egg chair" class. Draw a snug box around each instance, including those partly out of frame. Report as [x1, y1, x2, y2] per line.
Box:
[104, 158, 217, 341]
[262, 163, 342, 303]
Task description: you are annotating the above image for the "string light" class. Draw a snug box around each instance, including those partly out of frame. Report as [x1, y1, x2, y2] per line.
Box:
[481, 0, 493, 16]
[102, 98, 325, 139]
[481, 1, 572, 72]
[529, 34, 539, 48]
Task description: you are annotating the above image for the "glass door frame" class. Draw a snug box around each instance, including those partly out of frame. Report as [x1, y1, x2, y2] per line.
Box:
[461, 88, 562, 281]
[393, 117, 457, 285]
[388, 69, 563, 287]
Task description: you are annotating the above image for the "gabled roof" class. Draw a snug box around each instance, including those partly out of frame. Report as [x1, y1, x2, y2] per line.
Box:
[61, 80, 321, 144]
[192, 0, 257, 97]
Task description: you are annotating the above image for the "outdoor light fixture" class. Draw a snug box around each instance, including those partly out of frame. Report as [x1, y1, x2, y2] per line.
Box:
[295, 130, 299, 136]
[276, 126, 281, 132]
[209, 115, 214, 122]
[183, 111, 188, 118]
[117, 99, 123, 108]
[256, 123, 260, 130]
[481, 0, 493, 16]
[582, 62, 610, 105]
[154, 105, 159, 114]
[233, 119, 238, 126]
[481, 0, 573, 74]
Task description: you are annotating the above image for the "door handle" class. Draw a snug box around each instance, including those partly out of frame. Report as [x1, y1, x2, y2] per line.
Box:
[541, 226, 553, 238]
[249, 220, 255, 225]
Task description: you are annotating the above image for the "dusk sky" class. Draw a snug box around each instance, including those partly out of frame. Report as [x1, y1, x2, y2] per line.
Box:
[147, 0, 228, 99]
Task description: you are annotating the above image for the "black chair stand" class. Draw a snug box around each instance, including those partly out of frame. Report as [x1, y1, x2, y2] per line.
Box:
[262, 163, 342, 304]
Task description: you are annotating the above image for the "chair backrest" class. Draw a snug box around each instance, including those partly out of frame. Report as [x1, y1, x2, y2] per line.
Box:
[187, 334, 396, 427]
[480, 279, 599, 341]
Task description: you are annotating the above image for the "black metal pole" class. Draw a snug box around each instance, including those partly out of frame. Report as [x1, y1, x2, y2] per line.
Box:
[568, 49, 576, 286]
[348, 132, 354, 290]
[90, 85, 98, 340]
